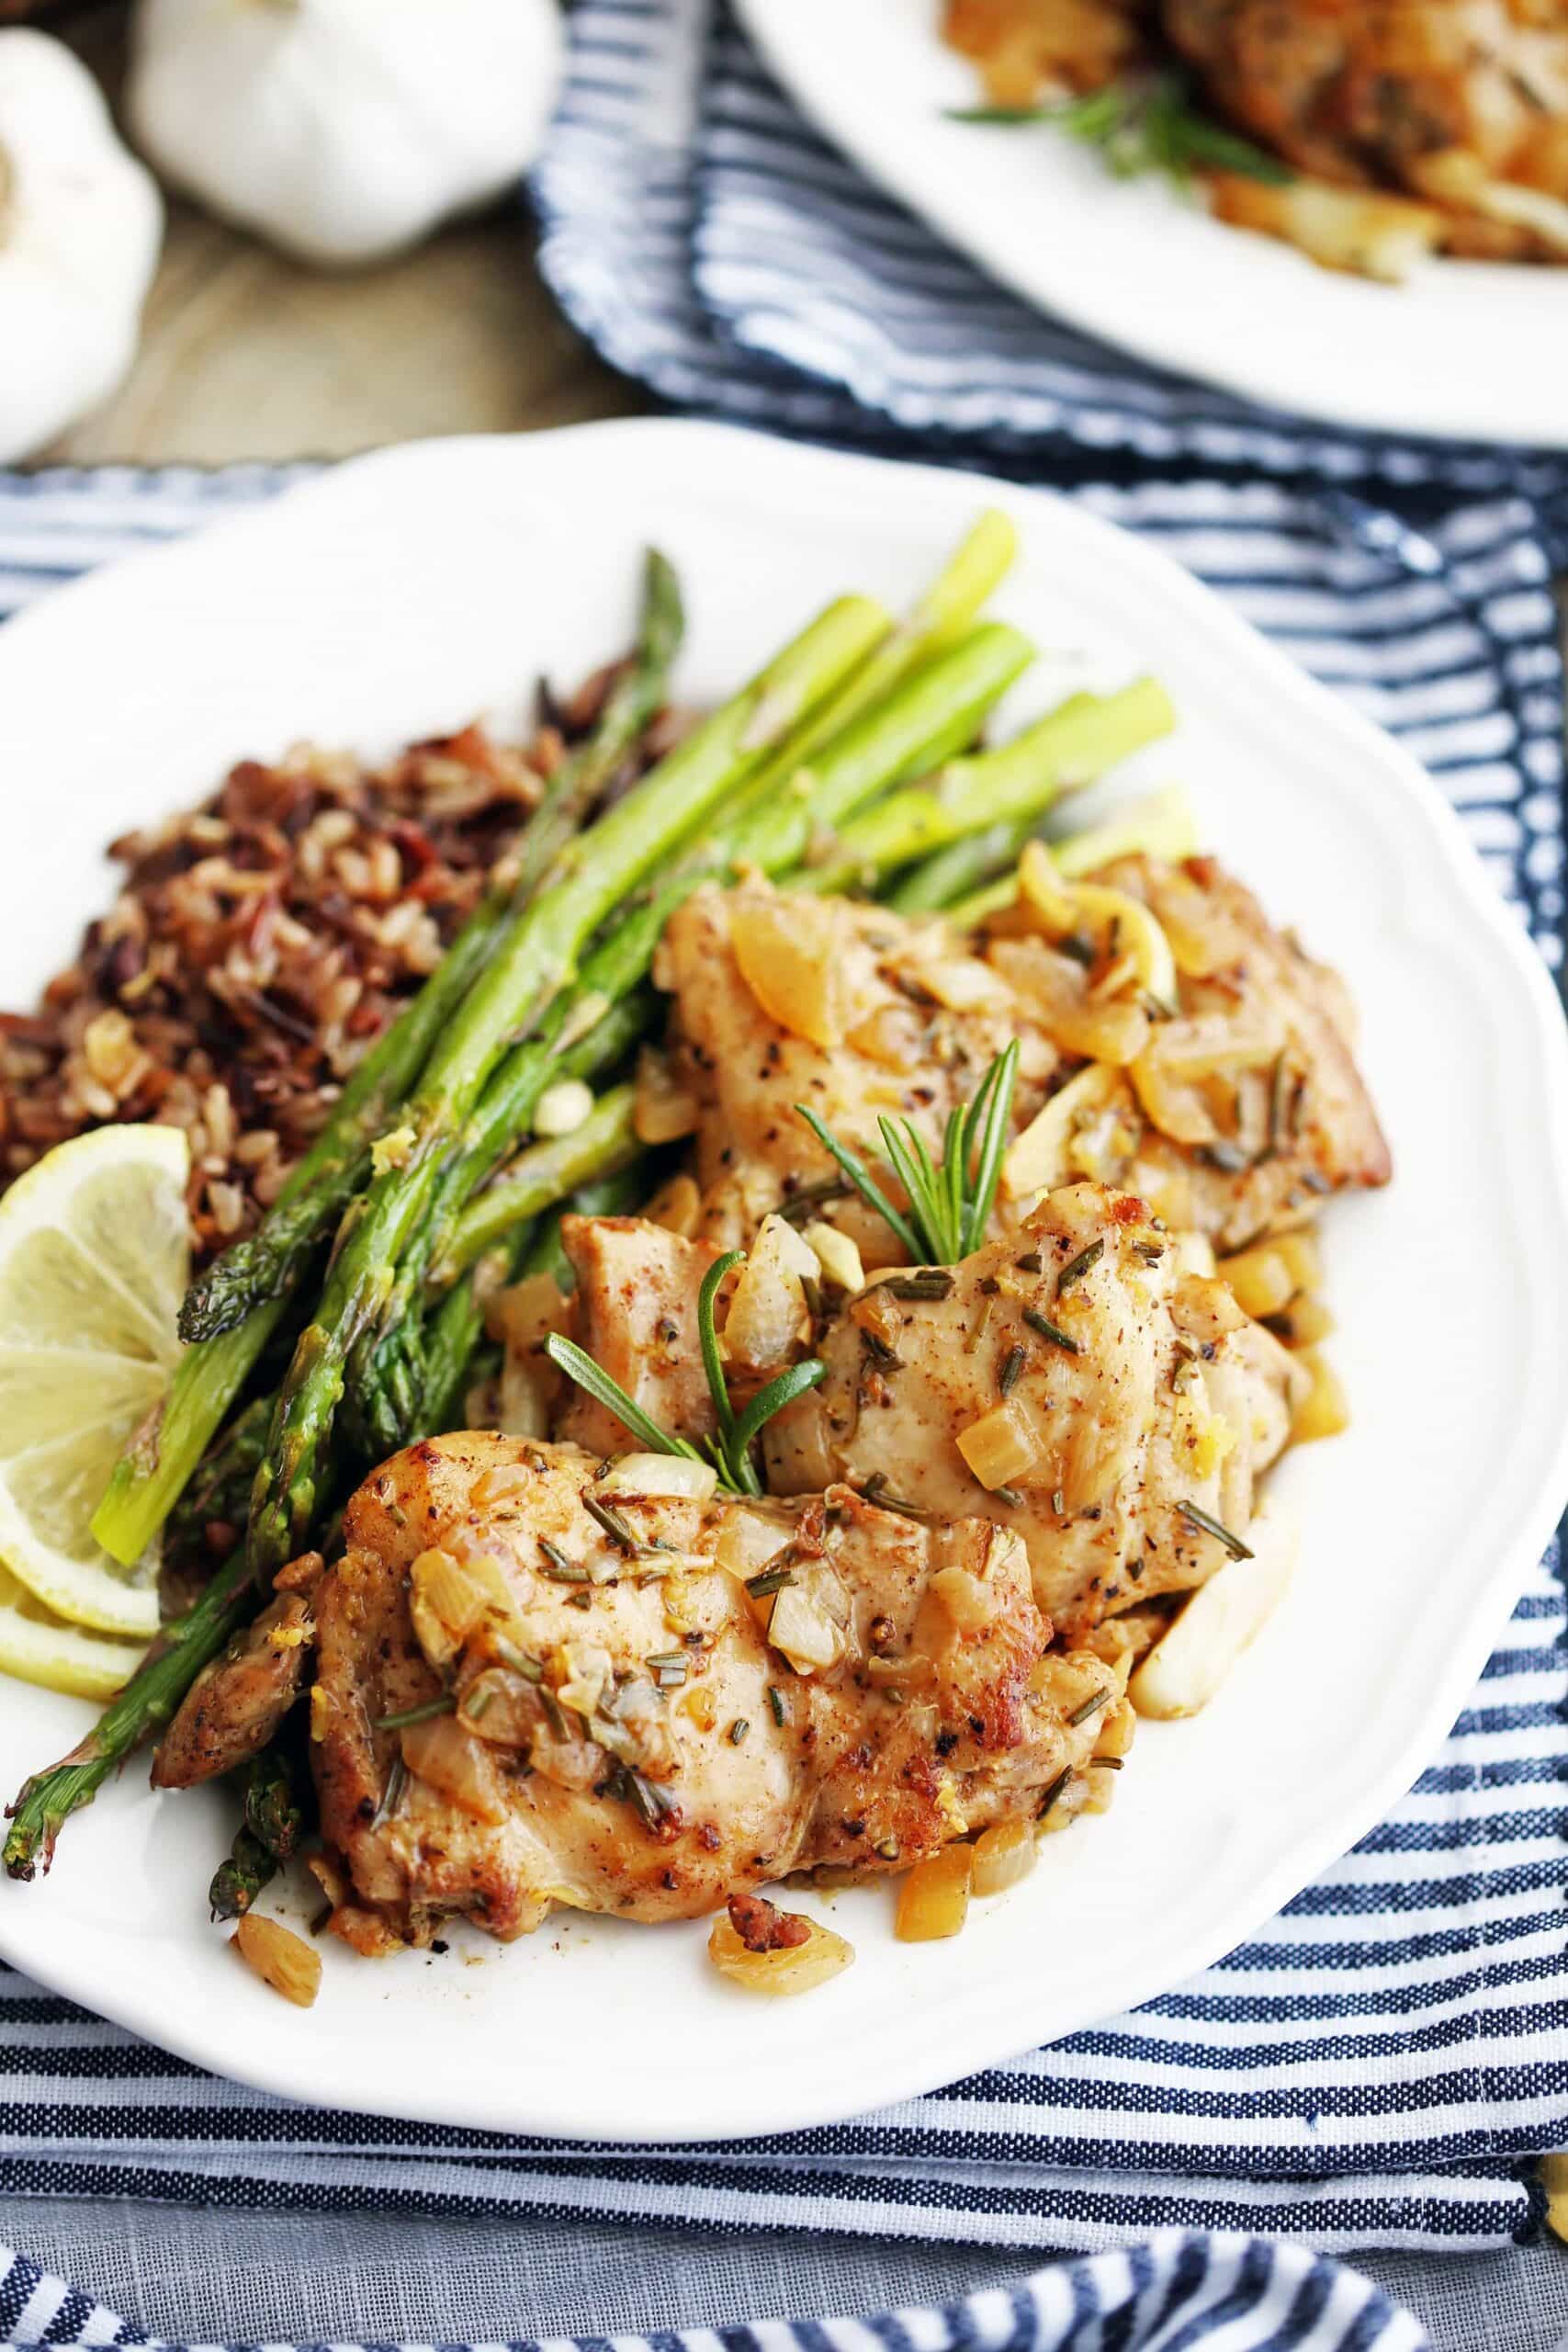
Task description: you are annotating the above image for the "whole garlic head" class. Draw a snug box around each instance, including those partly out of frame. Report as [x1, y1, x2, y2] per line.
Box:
[0, 31, 164, 464]
[127, 0, 565, 270]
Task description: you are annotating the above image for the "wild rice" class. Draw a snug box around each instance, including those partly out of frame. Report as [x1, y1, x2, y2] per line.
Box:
[0, 662, 674, 1260]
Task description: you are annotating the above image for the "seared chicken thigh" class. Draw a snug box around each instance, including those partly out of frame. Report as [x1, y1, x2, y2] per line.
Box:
[655, 858, 1387, 1260]
[766, 1184, 1305, 1645]
[654, 878, 1058, 1254]
[310, 1433, 1121, 1951]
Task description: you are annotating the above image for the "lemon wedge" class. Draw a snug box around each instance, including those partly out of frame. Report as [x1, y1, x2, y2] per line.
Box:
[0, 1561, 146, 1699]
[0, 1125, 188, 1644]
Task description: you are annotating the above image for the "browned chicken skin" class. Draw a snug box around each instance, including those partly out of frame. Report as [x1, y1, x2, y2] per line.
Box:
[310, 1434, 1122, 1951]
[1166, 0, 1568, 201]
[766, 1185, 1304, 1645]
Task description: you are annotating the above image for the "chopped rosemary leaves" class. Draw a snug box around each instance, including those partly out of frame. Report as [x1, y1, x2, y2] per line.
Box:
[1178, 1498, 1255, 1560]
[623, 1767, 678, 1833]
[998, 1343, 1027, 1396]
[494, 1640, 545, 1684]
[728, 1717, 750, 1746]
[964, 1296, 995, 1355]
[1036, 1765, 1074, 1820]
[766, 1684, 788, 1727]
[538, 1537, 592, 1583]
[1201, 1138, 1252, 1173]
[861, 1328, 902, 1369]
[1022, 1306, 1081, 1355]
[994, 1485, 1024, 1507]
[879, 1271, 955, 1301]
[858, 1473, 929, 1521]
[745, 1566, 796, 1600]
[371, 1752, 407, 1829]
[464, 1682, 496, 1720]
[1014, 1250, 1043, 1272]
[1051, 1487, 1066, 1517]
[1056, 1238, 1104, 1295]
[374, 1694, 456, 1732]
[777, 1175, 850, 1226]
[537, 1684, 570, 1741]
[1066, 1687, 1113, 1728]
[581, 1493, 659, 1555]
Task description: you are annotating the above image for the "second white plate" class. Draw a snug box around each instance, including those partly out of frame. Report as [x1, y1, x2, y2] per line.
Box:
[735, 0, 1568, 448]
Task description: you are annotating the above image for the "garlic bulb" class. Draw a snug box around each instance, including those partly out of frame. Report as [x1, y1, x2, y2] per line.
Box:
[0, 32, 164, 464]
[127, 0, 564, 270]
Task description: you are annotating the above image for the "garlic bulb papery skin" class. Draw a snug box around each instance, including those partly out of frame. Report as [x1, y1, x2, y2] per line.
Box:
[126, 0, 565, 270]
[0, 31, 164, 464]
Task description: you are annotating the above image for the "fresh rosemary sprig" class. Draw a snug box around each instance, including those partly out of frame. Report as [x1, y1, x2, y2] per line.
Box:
[948, 72, 1292, 194]
[795, 1040, 1019, 1267]
[543, 1250, 826, 1498]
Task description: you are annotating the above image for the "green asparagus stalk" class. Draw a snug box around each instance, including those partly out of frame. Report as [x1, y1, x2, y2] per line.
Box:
[246, 596, 886, 1581]
[709, 510, 1017, 830]
[886, 817, 1034, 913]
[440, 1085, 642, 1283]
[945, 785, 1198, 923]
[173, 550, 682, 1358]
[209, 1744, 306, 1919]
[92, 554, 689, 1570]
[794, 679, 1175, 898]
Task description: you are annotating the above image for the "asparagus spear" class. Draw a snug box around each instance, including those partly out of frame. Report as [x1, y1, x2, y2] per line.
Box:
[246, 596, 887, 1582]
[91, 555, 689, 1570]
[209, 1745, 306, 1920]
[795, 679, 1176, 897]
[174, 550, 683, 1357]
[441, 1085, 642, 1282]
[708, 510, 1017, 832]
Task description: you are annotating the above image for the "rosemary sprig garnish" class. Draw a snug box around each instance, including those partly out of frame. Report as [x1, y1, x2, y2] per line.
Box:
[948, 72, 1293, 195]
[795, 1040, 1019, 1267]
[544, 1250, 827, 1501]
[1178, 1498, 1254, 1560]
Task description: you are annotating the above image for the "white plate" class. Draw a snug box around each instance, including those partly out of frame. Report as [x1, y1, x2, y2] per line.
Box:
[733, 0, 1568, 448]
[1, 420, 1566, 2143]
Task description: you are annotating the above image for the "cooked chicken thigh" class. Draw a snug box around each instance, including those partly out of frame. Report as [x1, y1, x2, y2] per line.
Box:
[310, 1433, 1121, 1951]
[152, 1556, 321, 1790]
[765, 1184, 1305, 1645]
[655, 858, 1387, 1260]
[555, 1213, 727, 1456]
[654, 878, 1059, 1254]
[1165, 0, 1568, 209]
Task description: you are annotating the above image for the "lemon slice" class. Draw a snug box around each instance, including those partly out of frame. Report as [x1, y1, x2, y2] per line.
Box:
[0, 1561, 145, 1699]
[0, 1125, 188, 1642]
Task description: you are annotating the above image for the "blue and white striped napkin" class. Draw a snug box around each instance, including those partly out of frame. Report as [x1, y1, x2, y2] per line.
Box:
[0, 464, 1563, 2263]
[534, 0, 1568, 542]
[0, 2232, 1432, 2351]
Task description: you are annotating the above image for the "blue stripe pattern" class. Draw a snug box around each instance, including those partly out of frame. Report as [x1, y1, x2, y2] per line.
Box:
[0, 2233, 1429, 2349]
[531, 0, 1568, 560]
[0, 466, 1562, 2261]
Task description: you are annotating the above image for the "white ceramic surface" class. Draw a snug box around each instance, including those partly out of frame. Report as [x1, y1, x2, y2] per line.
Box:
[1, 421, 1566, 2143]
[733, 0, 1568, 449]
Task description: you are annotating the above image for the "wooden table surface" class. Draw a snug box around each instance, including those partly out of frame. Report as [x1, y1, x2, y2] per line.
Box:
[39, 10, 643, 469]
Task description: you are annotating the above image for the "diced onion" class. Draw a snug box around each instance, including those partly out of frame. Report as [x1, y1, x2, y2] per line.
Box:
[401, 1713, 510, 1824]
[1130, 1500, 1298, 1719]
[707, 1909, 854, 1996]
[956, 1396, 1043, 1491]
[232, 1914, 321, 2008]
[802, 1220, 864, 1295]
[895, 1846, 973, 1941]
[410, 1547, 519, 1668]
[1291, 1348, 1349, 1444]
[1065, 884, 1179, 1013]
[732, 896, 848, 1048]
[1216, 1243, 1294, 1320]
[724, 1214, 817, 1370]
[765, 1584, 844, 1674]
[595, 1453, 718, 1502]
[1001, 1063, 1126, 1201]
[931, 1565, 994, 1634]
[970, 1819, 1036, 1896]
[644, 1172, 701, 1237]
[907, 955, 1011, 1012]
